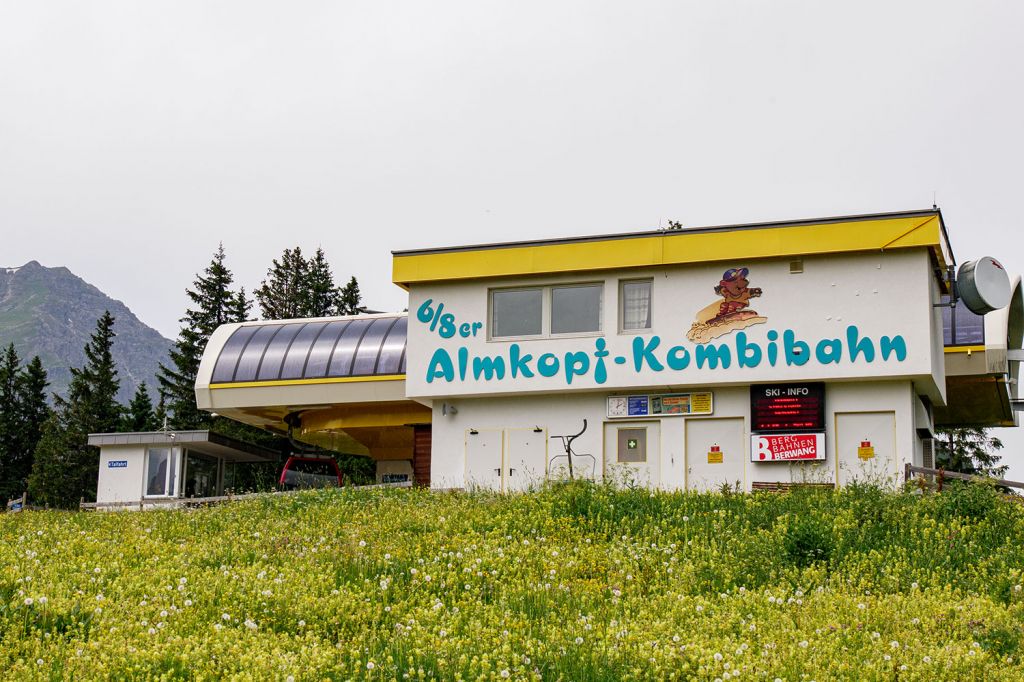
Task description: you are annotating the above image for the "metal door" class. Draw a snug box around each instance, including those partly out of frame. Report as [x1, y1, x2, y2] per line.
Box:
[603, 421, 660, 487]
[686, 418, 745, 492]
[835, 411, 897, 487]
[506, 428, 547, 492]
[465, 429, 503, 491]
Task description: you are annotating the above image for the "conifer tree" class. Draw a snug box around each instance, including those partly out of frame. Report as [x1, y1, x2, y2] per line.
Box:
[304, 247, 342, 317]
[935, 427, 1007, 478]
[0, 345, 21, 500]
[29, 312, 122, 507]
[255, 247, 309, 320]
[8, 356, 49, 500]
[338, 276, 362, 315]
[123, 382, 157, 432]
[158, 244, 248, 429]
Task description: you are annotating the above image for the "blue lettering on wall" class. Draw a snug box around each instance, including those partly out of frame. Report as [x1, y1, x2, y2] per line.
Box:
[416, 299, 911, 386]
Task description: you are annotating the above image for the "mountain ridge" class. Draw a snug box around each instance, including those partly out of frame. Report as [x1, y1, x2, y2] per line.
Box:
[0, 260, 172, 404]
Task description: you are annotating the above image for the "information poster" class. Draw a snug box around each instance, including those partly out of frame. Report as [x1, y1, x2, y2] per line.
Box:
[607, 392, 713, 418]
[627, 395, 649, 416]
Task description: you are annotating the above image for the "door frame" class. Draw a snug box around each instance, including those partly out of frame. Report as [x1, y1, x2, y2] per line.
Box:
[683, 415, 748, 492]
[602, 419, 662, 486]
[832, 410, 898, 487]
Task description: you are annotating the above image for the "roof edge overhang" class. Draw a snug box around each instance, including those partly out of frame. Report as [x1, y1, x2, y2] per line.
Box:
[392, 209, 953, 289]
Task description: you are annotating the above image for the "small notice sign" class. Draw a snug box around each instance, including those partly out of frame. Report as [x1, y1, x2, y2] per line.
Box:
[627, 395, 649, 416]
[752, 433, 825, 462]
[607, 392, 713, 418]
[857, 441, 875, 460]
[707, 445, 724, 464]
[108, 460, 128, 469]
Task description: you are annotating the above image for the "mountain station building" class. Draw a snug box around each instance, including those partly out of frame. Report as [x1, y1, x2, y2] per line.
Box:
[185, 209, 1023, 495]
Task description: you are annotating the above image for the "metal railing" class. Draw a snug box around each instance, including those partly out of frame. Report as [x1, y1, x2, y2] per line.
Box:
[904, 463, 1024, 492]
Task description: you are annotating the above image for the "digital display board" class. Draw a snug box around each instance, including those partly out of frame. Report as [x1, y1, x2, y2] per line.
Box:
[750, 383, 825, 433]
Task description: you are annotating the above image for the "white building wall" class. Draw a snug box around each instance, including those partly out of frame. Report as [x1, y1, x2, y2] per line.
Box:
[96, 445, 146, 504]
[430, 379, 918, 491]
[406, 250, 943, 401]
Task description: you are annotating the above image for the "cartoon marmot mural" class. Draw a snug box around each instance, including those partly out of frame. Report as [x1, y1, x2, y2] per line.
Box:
[687, 267, 767, 344]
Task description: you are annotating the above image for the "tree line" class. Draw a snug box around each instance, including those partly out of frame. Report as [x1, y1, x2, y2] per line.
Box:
[2, 244, 367, 508]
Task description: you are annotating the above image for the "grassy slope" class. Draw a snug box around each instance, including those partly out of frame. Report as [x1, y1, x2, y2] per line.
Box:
[1, 483, 1024, 680]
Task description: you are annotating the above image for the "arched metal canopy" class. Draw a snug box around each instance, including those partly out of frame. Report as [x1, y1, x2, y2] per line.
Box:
[210, 314, 407, 385]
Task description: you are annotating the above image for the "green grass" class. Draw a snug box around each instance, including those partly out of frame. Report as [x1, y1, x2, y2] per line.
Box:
[1, 481, 1023, 680]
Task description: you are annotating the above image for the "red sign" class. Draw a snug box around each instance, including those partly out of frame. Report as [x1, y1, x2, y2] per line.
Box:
[751, 433, 825, 462]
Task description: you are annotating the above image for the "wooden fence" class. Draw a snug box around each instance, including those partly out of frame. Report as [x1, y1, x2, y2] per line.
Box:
[78, 480, 414, 511]
[904, 463, 1024, 492]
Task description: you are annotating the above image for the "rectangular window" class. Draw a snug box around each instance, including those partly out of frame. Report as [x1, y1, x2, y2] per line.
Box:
[620, 279, 652, 331]
[491, 288, 543, 338]
[617, 428, 647, 463]
[145, 447, 178, 497]
[490, 283, 603, 339]
[551, 284, 602, 335]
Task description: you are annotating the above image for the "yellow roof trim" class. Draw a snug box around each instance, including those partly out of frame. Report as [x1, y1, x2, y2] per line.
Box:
[210, 374, 405, 390]
[943, 345, 986, 354]
[393, 214, 946, 286]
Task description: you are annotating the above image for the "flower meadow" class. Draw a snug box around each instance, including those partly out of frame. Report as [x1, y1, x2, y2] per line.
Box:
[2, 482, 1024, 680]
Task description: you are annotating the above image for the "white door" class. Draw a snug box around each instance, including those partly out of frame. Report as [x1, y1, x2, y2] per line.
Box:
[836, 411, 897, 487]
[603, 421, 661, 487]
[465, 429, 503, 491]
[686, 418, 745, 492]
[506, 429, 547, 492]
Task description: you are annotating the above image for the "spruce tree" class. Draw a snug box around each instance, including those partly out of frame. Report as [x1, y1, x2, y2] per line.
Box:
[9, 356, 49, 500]
[0, 345, 21, 500]
[123, 382, 157, 432]
[255, 247, 309, 320]
[338, 276, 362, 315]
[28, 312, 122, 507]
[158, 244, 248, 429]
[935, 427, 1007, 478]
[304, 247, 342, 317]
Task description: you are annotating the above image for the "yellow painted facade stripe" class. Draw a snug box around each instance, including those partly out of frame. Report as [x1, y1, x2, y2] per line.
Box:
[943, 345, 986, 354]
[209, 374, 405, 390]
[393, 215, 944, 286]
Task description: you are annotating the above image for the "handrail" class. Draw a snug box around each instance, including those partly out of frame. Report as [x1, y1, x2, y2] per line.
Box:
[904, 463, 1024, 491]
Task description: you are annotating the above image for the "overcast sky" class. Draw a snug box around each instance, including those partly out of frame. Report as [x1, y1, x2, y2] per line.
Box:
[2, 2, 1023, 466]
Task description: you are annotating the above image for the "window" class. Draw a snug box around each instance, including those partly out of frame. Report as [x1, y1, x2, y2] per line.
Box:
[617, 428, 647, 463]
[490, 283, 602, 339]
[145, 448, 179, 497]
[551, 284, 602, 334]
[620, 279, 652, 331]
[492, 288, 543, 337]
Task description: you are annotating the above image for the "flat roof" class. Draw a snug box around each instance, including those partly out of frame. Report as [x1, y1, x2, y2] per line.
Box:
[87, 430, 279, 463]
[392, 209, 954, 288]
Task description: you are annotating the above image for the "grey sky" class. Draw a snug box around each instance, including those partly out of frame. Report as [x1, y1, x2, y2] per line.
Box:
[2, 2, 1023, 465]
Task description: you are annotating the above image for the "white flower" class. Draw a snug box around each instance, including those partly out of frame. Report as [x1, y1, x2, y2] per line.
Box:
[24, 597, 33, 606]
[358, 540, 366, 547]
[696, 605, 704, 613]
[148, 628, 156, 635]
[222, 613, 231, 621]
[923, 656, 931, 663]
[184, 600, 192, 607]
[244, 619, 258, 630]
[911, 582, 919, 589]
[367, 662, 375, 670]
[575, 636, 584, 645]
[500, 671, 510, 679]
[160, 610, 168, 618]
[799, 640, 808, 648]
[714, 652, 724, 662]
[36, 659, 43, 665]
[298, 620, 306, 627]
